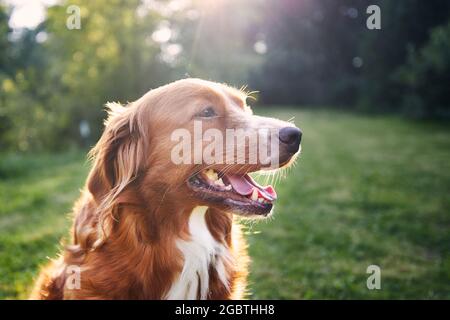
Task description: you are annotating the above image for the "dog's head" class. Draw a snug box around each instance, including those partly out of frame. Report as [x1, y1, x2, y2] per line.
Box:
[87, 79, 301, 242]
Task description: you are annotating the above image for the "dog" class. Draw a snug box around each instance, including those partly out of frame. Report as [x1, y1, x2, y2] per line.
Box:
[30, 78, 301, 299]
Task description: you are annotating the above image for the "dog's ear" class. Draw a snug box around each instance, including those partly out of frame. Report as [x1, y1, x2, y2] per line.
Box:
[87, 102, 147, 248]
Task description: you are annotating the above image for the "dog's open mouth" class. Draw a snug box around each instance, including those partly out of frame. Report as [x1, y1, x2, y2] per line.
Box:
[187, 169, 277, 216]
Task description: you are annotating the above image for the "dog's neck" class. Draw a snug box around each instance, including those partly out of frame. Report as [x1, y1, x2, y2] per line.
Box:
[165, 206, 233, 299]
[71, 194, 235, 299]
[118, 201, 235, 299]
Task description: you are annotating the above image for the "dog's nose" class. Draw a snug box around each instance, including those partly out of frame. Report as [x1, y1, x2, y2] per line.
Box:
[279, 127, 302, 153]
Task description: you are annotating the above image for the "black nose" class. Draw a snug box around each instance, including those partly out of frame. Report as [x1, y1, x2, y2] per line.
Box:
[279, 127, 302, 153]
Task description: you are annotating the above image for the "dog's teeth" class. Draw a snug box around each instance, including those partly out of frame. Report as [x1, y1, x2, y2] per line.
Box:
[257, 198, 264, 203]
[251, 189, 258, 201]
[215, 178, 225, 186]
[205, 169, 218, 181]
[224, 185, 232, 191]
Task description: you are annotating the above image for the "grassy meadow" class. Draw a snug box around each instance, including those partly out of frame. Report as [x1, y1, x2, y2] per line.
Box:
[0, 109, 449, 299]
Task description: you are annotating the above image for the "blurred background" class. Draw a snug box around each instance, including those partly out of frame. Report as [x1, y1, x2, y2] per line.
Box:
[0, 0, 449, 299]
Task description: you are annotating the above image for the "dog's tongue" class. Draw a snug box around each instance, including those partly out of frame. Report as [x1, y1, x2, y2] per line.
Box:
[226, 174, 277, 201]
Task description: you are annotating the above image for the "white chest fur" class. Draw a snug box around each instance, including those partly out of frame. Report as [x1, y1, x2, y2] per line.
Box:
[165, 206, 230, 299]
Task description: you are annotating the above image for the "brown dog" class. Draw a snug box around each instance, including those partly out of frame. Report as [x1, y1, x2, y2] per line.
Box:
[30, 78, 301, 299]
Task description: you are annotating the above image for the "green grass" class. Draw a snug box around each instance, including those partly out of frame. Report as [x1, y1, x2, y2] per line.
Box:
[1, 109, 449, 299]
[0, 152, 89, 299]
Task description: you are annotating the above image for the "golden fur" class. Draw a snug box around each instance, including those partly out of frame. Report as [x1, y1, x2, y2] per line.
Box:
[30, 78, 296, 299]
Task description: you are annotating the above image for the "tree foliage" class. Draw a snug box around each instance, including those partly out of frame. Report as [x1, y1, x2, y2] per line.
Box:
[395, 22, 450, 117]
[0, 0, 449, 152]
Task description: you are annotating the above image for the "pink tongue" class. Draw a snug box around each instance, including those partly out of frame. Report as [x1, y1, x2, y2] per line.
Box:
[227, 175, 254, 195]
[226, 174, 277, 201]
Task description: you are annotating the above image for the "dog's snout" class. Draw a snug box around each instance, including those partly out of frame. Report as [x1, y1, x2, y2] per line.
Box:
[279, 127, 302, 153]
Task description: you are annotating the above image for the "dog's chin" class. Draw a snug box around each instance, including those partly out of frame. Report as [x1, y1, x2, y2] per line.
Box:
[187, 168, 277, 218]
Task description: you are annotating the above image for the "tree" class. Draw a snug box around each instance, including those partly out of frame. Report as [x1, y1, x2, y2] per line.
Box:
[2, 0, 170, 150]
[358, 0, 450, 112]
[395, 22, 450, 117]
[249, 0, 366, 106]
[0, 5, 12, 149]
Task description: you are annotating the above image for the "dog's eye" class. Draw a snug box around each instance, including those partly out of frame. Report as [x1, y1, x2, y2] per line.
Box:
[196, 106, 217, 118]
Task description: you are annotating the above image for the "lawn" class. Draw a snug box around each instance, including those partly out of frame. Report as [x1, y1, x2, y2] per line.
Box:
[1, 109, 449, 299]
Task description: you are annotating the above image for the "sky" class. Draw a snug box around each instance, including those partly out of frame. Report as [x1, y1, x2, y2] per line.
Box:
[3, 0, 59, 29]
